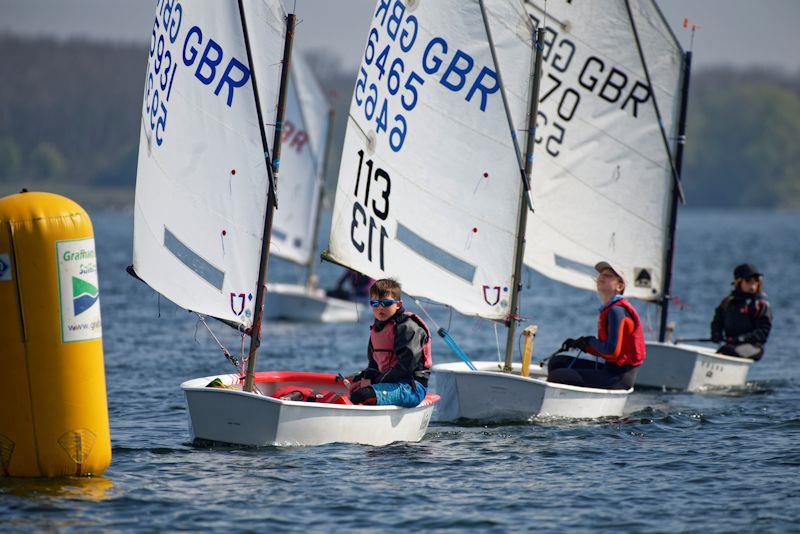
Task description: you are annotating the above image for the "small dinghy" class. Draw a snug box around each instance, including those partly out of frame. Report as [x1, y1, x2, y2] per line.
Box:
[130, 2, 437, 447]
[264, 282, 363, 322]
[433, 361, 630, 422]
[635, 342, 753, 391]
[183, 372, 438, 446]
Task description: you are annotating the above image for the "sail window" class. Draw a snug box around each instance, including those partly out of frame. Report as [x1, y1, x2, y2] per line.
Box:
[396, 223, 475, 283]
[163, 227, 225, 290]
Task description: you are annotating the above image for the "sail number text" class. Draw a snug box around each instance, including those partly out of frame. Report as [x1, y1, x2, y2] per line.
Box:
[144, 0, 254, 148]
[528, 12, 654, 158]
[356, 0, 501, 153]
[144, 0, 183, 147]
[350, 149, 390, 269]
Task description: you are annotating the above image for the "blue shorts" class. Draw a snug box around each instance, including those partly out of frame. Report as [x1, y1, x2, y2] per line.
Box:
[371, 381, 427, 407]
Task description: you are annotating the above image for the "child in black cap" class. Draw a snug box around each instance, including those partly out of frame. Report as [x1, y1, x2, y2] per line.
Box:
[710, 263, 772, 360]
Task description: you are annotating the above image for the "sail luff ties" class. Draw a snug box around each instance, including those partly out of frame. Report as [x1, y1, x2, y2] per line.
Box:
[623, 0, 686, 205]
[477, 0, 534, 212]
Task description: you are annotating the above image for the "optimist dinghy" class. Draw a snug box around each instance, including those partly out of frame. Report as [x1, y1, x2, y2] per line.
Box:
[131, 1, 436, 446]
[320, 0, 689, 422]
[182, 372, 438, 446]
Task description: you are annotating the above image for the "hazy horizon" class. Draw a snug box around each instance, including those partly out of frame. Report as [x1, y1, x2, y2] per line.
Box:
[1, 0, 799, 74]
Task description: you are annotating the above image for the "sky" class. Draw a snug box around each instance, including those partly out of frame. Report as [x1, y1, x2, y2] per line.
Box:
[1, 0, 799, 73]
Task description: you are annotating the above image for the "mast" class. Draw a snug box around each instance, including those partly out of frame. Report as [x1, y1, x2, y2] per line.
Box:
[658, 50, 692, 342]
[503, 27, 545, 372]
[306, 107, 335, 289]
[242, 8, 297, 393]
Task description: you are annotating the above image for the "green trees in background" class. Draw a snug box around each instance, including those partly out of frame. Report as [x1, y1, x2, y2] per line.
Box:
[685, 69, 800, 208]
[0, 138, 22, 179]
[1, 35, 799, 208]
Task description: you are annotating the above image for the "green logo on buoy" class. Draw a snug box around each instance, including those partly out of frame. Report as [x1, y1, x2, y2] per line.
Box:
[72, 276, 99, 316]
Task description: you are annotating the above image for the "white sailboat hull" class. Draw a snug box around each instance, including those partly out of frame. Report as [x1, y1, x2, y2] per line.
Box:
[431, 361, 630, 422]
[636, 342, 753, 391]
[181, 372, 438, 446]
[264, 283, 364, 323]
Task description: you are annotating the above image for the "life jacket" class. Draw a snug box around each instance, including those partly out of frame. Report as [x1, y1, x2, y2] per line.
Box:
[370, 311, 432, 376]
[718, 291, 770, 344]
[596, 298, 646, 367]
[272, 385, 352, 405]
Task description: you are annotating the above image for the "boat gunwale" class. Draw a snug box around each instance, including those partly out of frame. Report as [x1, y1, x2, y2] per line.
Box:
[645, 341, 757, 365]
[432, 361, 633, 396]
[182, 373, 439, 412]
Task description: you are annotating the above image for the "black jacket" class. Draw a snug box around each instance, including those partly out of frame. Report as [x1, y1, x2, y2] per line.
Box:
[358, 308, 430, 386]
[710, 290, 772, 346]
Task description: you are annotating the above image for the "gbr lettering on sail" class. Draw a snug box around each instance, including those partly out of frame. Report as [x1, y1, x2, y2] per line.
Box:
[142, 0, 253, 148]
[347, 0, 503, 271]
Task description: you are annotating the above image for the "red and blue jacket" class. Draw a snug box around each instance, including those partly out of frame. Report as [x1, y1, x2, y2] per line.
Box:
[584, 296, 646, 367]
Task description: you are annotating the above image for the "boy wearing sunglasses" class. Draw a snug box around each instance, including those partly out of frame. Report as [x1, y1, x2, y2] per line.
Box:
[346, 279, 432, 407]
[710, 263, 772, 360]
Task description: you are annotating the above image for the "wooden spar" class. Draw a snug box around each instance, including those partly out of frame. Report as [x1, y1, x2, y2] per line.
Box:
[503, 27, 545, 372]
[307, 107, 335, 289]
[242, 8, 297, 393]
[658, 50, 693, 342]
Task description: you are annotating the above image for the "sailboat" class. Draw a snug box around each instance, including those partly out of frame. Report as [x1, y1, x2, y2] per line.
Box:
[430, 0, 690, 421]
[265, 52, 364, 323]
[630, 38, 755, 392]
[131, 0, 437, 446]
[319, 0, 628, 421]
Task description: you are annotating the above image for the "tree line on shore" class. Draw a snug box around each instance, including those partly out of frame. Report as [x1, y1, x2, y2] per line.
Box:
[1, 35, 798, 209]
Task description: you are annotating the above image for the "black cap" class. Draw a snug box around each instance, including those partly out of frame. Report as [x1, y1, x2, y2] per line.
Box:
[733, 263, 762, 279]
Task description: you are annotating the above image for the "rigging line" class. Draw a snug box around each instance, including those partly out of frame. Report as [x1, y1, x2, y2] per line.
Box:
[478, 0, 534, 211]
[195, 313, 242, 373]
[623, 0, 686, 205]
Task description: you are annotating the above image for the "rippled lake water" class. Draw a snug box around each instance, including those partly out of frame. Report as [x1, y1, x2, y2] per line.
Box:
[2, 209, 799, 531]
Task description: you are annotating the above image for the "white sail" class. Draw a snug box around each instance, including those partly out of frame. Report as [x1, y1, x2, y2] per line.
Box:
[522, 0, 683, 301]
[271, 53, 330, 267]
[326, 0, 535, 320]
[132, 0, 287, 327]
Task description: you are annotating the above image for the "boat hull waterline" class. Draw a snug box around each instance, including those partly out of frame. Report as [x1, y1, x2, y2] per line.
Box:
[264, 283, 364, 323]
[636, 342, 753, 391]
[182, 371, 439, 446]
[431, 361, 631, 422]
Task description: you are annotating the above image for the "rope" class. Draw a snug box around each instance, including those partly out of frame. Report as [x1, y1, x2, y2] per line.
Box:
[195, 314, 242, 374]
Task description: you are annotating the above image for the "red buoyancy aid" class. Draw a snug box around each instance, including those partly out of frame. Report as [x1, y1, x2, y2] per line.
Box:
[370, 311, 433, 374]
[596, 298, 646, 367]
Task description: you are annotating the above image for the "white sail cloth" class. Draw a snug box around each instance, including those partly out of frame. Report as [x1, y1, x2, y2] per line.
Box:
[133, 0, 287, 327]
[326, 0, 535, 320]
[522, 0, 684, 301]
[271, 53, 330, 267]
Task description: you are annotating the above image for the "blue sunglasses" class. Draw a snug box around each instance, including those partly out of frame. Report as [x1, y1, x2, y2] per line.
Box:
[370, 298, 399, 308]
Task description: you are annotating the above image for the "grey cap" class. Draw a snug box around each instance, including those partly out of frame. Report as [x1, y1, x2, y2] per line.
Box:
[595, 261, 626, 289]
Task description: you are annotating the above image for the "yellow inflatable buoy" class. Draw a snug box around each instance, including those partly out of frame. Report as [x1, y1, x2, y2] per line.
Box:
[0, 191, 111, 477]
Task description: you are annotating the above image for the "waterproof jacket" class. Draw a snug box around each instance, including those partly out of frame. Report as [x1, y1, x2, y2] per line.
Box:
[585, 296, 646, 367]
[358, 308, 432, 386]
[711, 290, 772, 346]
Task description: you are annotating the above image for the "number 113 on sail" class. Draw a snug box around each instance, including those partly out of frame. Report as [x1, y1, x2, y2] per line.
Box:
[350, 149, 390, 270]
